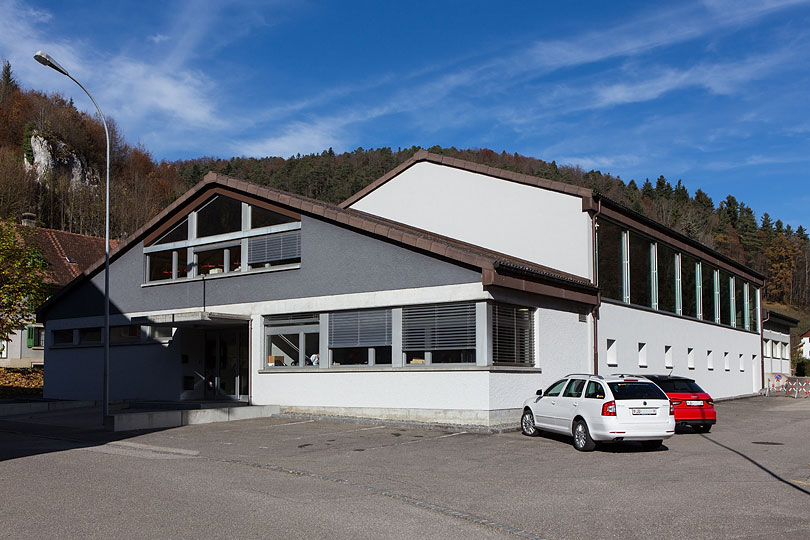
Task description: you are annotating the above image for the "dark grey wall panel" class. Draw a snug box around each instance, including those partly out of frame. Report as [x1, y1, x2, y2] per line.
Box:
[45, 216, 481, 320]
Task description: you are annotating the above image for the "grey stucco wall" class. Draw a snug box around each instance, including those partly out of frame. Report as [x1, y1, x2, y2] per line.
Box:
[43, 216, 482, 321]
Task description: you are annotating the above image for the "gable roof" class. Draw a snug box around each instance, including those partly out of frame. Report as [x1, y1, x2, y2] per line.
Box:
[38, 172, 598, 318]
[25, 227, 111, 287]
[338, 150, 765, 284]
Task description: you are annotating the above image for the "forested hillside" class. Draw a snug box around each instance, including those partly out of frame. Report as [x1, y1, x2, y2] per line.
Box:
[1, 61, 809, 312]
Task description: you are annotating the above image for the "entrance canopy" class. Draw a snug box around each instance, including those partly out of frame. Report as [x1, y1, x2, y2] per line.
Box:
[132, 311, 250, 329]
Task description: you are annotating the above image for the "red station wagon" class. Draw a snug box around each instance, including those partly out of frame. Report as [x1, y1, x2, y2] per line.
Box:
[643, 375, 716, 432]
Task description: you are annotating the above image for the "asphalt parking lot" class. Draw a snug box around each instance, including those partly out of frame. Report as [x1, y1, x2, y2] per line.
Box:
[1, 396, 809, 540]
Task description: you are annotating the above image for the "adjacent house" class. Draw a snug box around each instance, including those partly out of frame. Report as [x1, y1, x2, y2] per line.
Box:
[1, 218, 107, 368]
[761, 310, 798, 376]
[37, 151, 766, 428]
[801, 328, 810, 360]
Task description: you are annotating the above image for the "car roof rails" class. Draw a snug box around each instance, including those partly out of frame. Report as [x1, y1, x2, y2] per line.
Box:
[564, 373, 604, 379]
[610, 373, 651, 380]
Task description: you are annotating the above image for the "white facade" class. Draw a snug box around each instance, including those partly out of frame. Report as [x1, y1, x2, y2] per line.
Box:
[763, 329, 792, 375]
[599, 302, 762, 398]
[350, 162, 593, 279]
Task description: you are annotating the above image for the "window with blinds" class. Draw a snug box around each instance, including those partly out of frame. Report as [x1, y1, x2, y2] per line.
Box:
[329, 309, 392, 348]
[248, 230, 301, 267]
[403, 302, 476, 364]
[492, 303, 535, 366]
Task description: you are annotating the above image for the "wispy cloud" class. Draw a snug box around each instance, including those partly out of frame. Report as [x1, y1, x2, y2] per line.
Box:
[148, 34, 169, 44]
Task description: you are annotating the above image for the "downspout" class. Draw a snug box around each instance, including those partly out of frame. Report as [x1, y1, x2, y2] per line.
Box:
[591, 198, 602, 375]
[760, 308, 769, 393]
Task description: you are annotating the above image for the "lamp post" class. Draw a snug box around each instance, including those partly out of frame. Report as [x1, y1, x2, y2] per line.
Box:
[34, 51, 111, 420]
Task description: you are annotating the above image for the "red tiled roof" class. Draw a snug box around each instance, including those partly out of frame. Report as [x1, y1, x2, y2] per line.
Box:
[27, 228, 116, 287]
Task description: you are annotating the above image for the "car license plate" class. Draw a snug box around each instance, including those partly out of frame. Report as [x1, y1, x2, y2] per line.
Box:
[632, 408, 656, 415]
[686, 400, 704, 406]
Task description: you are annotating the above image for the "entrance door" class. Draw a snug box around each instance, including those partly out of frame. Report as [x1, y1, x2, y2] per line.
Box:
[204, 328, 249, 400]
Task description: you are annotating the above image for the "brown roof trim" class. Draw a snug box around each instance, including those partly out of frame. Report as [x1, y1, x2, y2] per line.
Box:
[39, 172, 596, 317]
[483, 269, 597, 306]
[338, 150, 592, 209]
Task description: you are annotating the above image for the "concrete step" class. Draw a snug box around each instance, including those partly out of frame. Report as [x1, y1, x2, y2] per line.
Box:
[107, 404, 280, 432]
[0, 400, 96, 417]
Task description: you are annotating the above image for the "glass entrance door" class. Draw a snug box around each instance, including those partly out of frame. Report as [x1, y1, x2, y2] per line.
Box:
[204, 328, 249, 399]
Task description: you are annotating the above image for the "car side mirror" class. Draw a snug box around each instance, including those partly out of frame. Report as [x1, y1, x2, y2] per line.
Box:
[535, 389, 543, 397]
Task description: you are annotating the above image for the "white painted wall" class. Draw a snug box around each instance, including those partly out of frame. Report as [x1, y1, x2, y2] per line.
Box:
[350, 162, 593, 279]
[763, 327, 791, 375]
[801, 337, 810, 360]
[536, 302, 592, 387]
[598, 302, 762, 399]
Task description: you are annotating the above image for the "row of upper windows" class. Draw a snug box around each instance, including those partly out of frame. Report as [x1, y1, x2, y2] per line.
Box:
[764, 339, 791, 359]
[144, 195, 301, 282]
[597, 219, 760, 332]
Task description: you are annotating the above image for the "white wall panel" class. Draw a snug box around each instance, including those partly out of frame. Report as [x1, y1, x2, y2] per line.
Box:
[598, 302, 761, 398]
[350, 162, 592, 278]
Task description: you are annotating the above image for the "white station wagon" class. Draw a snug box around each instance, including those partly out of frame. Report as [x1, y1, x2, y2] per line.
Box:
[521, 374, 675, 451]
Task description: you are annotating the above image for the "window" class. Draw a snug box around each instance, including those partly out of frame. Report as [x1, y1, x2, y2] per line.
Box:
[719, 270, 732, 326]
[403, 303, 476, 364]
[144, 196, 301, 282]
[545, 379, 568, 397]
[26, 326, 45, 348]
[492, 303, 534, 366]
[196, 245, 241, 275]
[638, 342, 647, 368]
[584, 381, 605, 399]
[247, 230, 301, 269]
[153, 218, 188, 245]
[597, 219, 623, 301]
[629, 233, 652, 308]
[657, 244, 677, 313]
[701, 264, 716, 322]
[607, 382, 667, 400]
[606, 339, 617, 367]
[0, 340, 6, 358]
[724, 351, 730, 371]
[79, 328, 102, 344]
[563, 379, 586, 397]
[197, 196, 242, 238]
[687, 348, 695, 369]
[734, 277, 744, 329]
[748, 285, 760, 331]
[111, 325, 142, 344]
[681, 254, 698, 318]
[148, 250, 174, 281]
[764, 339, 772, 357]
[53, 329, 74, 345]
[664, 345, 673, 369]
[329, 309, 392, 366]
[251, 206, 295, 229]
[707, 350, 714, 370]
[149, 326, 174, 340]
[782, 342, 790, 360]
[739, 353, 745, 372]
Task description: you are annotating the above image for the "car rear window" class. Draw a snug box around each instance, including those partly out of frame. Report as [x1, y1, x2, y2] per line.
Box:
[653, 379, 705, 393]
[608, 382, 668, 400]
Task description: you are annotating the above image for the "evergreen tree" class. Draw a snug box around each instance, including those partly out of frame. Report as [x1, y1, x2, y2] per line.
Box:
[761, 213, 775, 241]
[0, 60, 19, 104]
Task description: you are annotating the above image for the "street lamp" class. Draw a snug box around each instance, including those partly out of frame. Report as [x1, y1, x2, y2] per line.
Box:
[34, 51, 112, 421]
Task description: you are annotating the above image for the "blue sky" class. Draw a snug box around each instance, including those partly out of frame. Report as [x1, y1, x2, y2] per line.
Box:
[2, 0, 810, 228]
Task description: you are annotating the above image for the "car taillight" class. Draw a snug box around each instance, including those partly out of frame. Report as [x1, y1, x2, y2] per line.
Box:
[669, 401, 675, 415]
[602, 400, 616, 416]
[706, 400, 714, 406]
[671, 400, 682, 406]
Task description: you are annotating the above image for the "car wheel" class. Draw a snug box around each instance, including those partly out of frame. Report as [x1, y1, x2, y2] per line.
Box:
[641, 439, 663, 450]
[573, 420, 596, 451]
[695, 424, 712, 433]
[521, 409, 539, 437]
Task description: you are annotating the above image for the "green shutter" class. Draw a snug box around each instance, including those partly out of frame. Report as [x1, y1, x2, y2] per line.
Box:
[26, 326, 34, 348]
